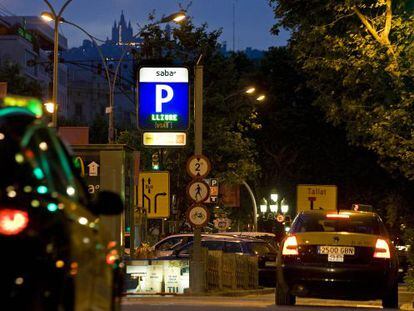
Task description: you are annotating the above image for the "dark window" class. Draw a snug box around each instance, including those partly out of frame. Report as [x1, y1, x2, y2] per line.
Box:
[291, 213, 382, 235]
[157, 237, 186, 251]
[244, 242, 275, 255]
[225, 242, 242, 253]
[75, 102, 82, 117]
[204, 240, 225, 251]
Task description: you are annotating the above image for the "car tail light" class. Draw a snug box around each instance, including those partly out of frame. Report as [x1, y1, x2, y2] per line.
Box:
[373, 238, 391, 259]
[0, 209, 29, 235]
[106, 249, 119, 265]
[282, 236, 298, 256]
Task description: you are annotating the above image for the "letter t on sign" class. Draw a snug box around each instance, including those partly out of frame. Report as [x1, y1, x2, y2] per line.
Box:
[156, 84, 174, 113]
[308, 197, 316, 210]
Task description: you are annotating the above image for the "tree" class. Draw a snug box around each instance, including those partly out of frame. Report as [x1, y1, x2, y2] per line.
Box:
[253, 46, 414, 235]
[270, 0, 414, 179]
[0, 63, 43, 98]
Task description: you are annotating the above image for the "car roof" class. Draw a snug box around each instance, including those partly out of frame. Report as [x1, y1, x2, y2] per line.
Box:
[218, 232, 276, 237]
[298, 210, 378, 218]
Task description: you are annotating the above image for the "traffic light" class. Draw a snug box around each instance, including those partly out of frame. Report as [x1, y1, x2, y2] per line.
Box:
[151, 152, 160, 170]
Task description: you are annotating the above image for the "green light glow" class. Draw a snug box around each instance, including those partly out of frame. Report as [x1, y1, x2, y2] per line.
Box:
[151, 114, 178, 122]
[15, 153, 24, 163]
[2, 96, 43, 117]
[37, 185, 48, 194]
[47, 203, 58, 212]
[31, 200, 40, 208]
[33, 167, 45, 180]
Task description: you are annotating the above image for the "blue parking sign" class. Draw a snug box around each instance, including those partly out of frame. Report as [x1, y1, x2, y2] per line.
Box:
[139, 67, 189, 131]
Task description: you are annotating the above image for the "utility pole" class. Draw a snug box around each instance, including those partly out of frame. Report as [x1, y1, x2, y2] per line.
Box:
[191, 55, 205, 293]
[232, 0, 237, 51]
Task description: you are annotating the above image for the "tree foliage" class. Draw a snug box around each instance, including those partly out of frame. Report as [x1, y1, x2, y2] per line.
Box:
[270, 0, 414, 179]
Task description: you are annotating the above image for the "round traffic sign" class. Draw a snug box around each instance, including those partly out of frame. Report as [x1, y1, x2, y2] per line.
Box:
[276, 214, 285, 223]
[187, 180, 210, 203]
[186, 155, 211, 179]
[186, 205, 210, 227]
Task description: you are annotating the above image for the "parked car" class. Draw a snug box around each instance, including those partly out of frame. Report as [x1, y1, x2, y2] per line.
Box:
[218, 232, 279, 248]
[152, 233, 228, 257]
[159, 235, 277, 286]
[1, 97, 124, 310]
[276, 210, 399, 308]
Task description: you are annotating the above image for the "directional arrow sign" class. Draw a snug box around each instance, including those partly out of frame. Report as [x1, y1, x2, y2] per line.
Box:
[138, 171, 170, 219]
[186, 155, 211, 179]
[187, 180, 210, 203]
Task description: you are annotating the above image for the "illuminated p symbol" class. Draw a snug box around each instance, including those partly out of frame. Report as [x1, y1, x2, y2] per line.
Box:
[156, 84, 174, 113]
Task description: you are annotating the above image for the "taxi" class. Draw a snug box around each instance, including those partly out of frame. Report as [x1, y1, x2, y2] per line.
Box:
[0, 96, 124, 310]
[276, 210, 399, 309]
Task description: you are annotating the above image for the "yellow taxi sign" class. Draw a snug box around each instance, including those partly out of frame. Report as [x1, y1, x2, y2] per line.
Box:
[297, 184, 337, 213]
[138, 171, 170, 219]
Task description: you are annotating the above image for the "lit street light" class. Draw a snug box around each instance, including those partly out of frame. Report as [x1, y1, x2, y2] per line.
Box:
[40, 0, 74, 128]
[256, 95, 266, 102]
[245, 87, 256, 94]
[41, 9, 186, 143]
[260, 198, 268, 213]
[281, 198, 289, 214]
[44, 102, 55, 114]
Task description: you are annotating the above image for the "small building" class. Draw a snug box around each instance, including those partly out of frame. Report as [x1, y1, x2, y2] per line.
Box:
[0, 16, 68, 116]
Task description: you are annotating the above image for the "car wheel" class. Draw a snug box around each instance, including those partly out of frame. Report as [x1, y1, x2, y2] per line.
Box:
[275, 282, 295, 306]
[382, 283, 398, 309]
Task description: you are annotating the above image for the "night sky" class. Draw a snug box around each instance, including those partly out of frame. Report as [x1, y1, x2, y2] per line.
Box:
[2, 0, 289, 50]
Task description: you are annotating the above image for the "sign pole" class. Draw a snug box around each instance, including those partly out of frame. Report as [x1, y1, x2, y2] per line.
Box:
[191, 57, 205, 294]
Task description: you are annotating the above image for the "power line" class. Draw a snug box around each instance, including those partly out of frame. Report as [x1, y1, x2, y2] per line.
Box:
[0, 2, 16, 16]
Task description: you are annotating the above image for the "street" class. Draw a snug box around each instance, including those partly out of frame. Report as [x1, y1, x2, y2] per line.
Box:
[122, 286, 413, 311]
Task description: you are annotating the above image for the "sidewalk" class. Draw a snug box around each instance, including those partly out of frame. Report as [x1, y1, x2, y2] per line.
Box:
[124, 287, 274, 298]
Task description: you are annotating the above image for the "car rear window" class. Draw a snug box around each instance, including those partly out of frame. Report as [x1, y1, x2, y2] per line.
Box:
[245, 242, 276, 255]
[291, 213, 382, 235]
[0, 116, 38, 188]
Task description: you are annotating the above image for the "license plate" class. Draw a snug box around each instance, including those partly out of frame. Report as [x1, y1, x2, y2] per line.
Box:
[328, 254, 344, 262]
[265, 261, 276, 267]
[318, 246, 355, 255]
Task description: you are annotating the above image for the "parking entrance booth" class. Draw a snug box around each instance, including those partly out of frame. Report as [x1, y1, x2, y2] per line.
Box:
[71, 144, 145, 255]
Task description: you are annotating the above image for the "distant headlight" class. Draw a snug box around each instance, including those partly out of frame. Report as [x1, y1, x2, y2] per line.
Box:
[396, 245, 410, 252]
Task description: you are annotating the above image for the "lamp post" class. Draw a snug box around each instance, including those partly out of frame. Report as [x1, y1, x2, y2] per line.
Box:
[281, 198, 289, 214]
[224, 86, 265, 102]
[269, 192, 278, 213]
[41, 12, 113, 133]
[41, 10, 186, 142]
[41, 0, 74, 128]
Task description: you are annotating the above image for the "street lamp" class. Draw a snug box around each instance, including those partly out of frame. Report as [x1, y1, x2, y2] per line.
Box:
[256, 95, 266, 102]
[40, 0, 74, 128]
[160, 11, 186, 23]
[281, 198, 289, 214]
[41, 10, 186, 143]
[245, 87, 256, 94]
[44, 102, 55, 114]
[260, 198, 268, 213]
[269, 192, 278, 213]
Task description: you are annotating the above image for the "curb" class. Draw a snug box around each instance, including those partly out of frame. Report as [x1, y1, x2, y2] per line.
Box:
[184, 288, 274, 297]
[123, 288, 274, 298]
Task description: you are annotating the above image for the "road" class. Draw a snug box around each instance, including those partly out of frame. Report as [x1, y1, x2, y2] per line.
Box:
[122, 286, 413, 311]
